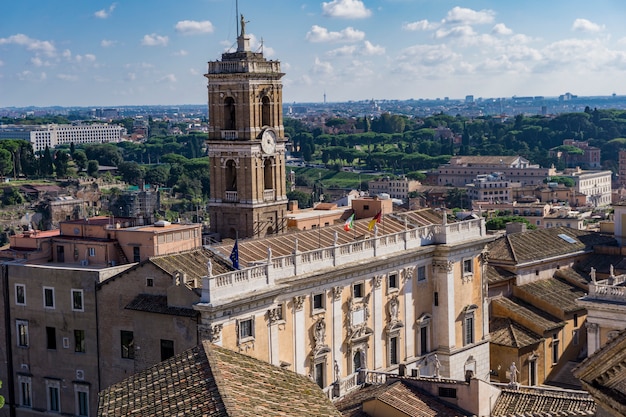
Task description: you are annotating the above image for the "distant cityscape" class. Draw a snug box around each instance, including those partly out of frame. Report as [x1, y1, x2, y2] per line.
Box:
[4, 93, 626, 120]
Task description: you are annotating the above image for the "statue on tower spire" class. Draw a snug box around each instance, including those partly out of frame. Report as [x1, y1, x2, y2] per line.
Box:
[240, 14, 249, 37]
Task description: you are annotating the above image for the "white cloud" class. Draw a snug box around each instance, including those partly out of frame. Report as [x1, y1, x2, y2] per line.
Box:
[101, 39, 116, 48]
[572, 18, 604, 33]
[31, 56, 43, 67]
[175, 20, 214, 35]
[0, 60, 3, 66]
[0, 34, 56, 56]
[492, 23, 513, 36]
[363, 40, 385, 55]
[174, 49, 189, 56]
[306, 25, 365, 43]
[190, 68, 200, 75]
[327, 40, 385, 57]
[141, 33, 169, 47]
[443, 7, 495, 26]
[126, 72, 136, 81]
[434, 25, 476, 39]
[62, 49, 72, 59]
[57, 74, 78, 81]
[403, 20, 438, 31]
[17, 70, 47, 81]
[157, 74, 177, 83]
[94, 3, 117, 19]
[322, 0, 372, 19]
[312, 57, 333, 75]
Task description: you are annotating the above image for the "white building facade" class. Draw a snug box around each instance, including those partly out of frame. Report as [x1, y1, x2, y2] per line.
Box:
[0, 124, 126, 152]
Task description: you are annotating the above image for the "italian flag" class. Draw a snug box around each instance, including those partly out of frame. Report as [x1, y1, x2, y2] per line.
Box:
[343, 213, 355, 231]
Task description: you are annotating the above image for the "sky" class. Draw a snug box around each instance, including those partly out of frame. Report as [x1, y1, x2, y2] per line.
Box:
[3, 0, 626, 107]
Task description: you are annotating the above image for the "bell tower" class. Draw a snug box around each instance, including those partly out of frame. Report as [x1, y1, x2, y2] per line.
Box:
[205, 16, 287, 240]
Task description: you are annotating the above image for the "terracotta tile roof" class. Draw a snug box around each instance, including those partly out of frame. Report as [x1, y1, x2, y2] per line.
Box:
[516, 277, 586, 313]
[486, 265, 516, 285]
[98, 341, 341, 417]
[373, 381, 469, 417]
[487, 227, 615, 264]
[490, 317, 543, 348]
[491, 387, 595, 416]
[334, 381, 469, 417]
[554, 267, 591, 288]
[492, 296, 564, 333]
[125, 294, 198, 317]
[150, 248, 233, 282]
[575, 252, 626, 276]
[212, 209, 448, 266]
[574, 330, 626, 413]
[448, 155, 523, 166]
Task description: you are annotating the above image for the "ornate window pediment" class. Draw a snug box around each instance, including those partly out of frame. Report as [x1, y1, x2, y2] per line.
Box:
[347, 294, 373, 342]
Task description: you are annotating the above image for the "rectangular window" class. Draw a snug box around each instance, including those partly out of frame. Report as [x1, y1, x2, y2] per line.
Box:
[439, 387, 457, 398]
[315, 361, 324, 388]
[15, 284, 26, 305]
[74, 330, 85, 353]
[417, 265, 426, 282]
[388, 273, 398, 290]
[160, 339, 174, 361]
[17, 319, 29, 347]
[88, 247, 95, 257]
[76, 388, 89, 417]
[46, 326, 57, 350]
[464, 315, 475, 345]
[434, 292, 439, 306]
[238, 319, 254, 340]
[313, 293, 324, 310]
[463, 259, 473, 274]
[44, 287, 55, 309]
[121, 330, 134, 359]
[353, 282, 364, 298]
[420, 326, 428, 355]
[19, 377, 32, 407]
[47, 381, 60, 412]
[552, 336, 559, 364]
[573, 313, 578, 327]
[133, 247, 140, 263]
[389, 336, 399, 365]
[72, 289, 84, 311]
[146, 278, 154, 287]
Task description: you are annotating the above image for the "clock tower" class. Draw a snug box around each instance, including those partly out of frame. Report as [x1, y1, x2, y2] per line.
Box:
[205, 17, 287, 240]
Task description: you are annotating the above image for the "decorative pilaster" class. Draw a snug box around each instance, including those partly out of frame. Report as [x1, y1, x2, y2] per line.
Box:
[294, 295, 306, 373]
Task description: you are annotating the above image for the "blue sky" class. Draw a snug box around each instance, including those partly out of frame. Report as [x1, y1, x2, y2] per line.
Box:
[3, 0, 626, 107]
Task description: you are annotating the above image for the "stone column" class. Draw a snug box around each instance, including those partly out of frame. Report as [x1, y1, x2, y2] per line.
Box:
[293, 295, 306, 374]
[332, 286, 344, 376]
[587, 322, 599, 356]
[433, 260, 455, 355]
[268, 307, 282, 366]
[372, 274, 384, 369]
[402, 267, 415, 360]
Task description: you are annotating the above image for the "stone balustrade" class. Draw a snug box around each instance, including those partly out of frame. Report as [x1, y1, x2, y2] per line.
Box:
[207, 60, 281, 74]
[588, 282, 626, 302]
[200, 219, 485, 305]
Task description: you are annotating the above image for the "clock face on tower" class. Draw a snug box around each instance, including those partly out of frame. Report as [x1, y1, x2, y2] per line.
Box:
[261, 128, 277, 154]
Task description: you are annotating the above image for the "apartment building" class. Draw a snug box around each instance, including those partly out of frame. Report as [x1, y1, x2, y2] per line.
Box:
[0, 123, 126, 152]
[437, 156, 555, 187]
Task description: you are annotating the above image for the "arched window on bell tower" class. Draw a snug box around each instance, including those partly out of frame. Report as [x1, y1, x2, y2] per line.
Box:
[226, 160, 237, 191]
[264, 159, 273, 190]
[224, 97, 236, 130]
[261, 96, 271, 127]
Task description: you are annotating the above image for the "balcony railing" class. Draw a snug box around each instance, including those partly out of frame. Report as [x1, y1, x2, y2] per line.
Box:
[263, 189, 275, 201]
[221, 130, 238, 140]
[224, 191, 238, 202]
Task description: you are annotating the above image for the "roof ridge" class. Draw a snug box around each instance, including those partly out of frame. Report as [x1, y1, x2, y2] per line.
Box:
[201, 341, 243, 417]
[505, 234, 518, 263]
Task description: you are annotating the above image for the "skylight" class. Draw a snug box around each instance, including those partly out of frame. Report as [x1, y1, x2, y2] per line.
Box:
[558, 233, 577, 244]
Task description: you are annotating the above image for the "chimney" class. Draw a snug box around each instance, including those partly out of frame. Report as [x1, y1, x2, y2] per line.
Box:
[505, 222, 527, 235]
[288, 200, 298, 212]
